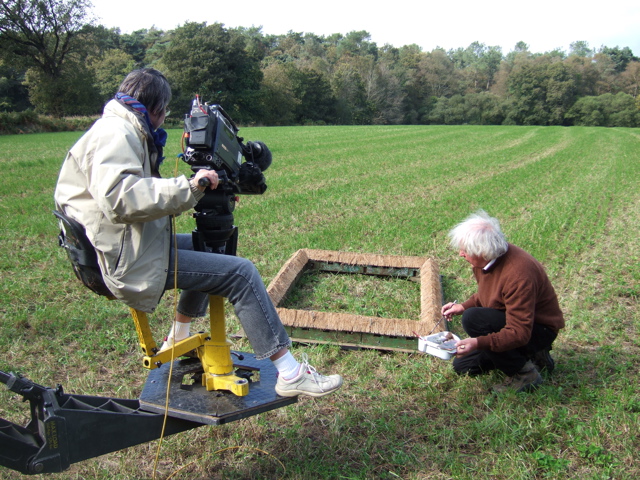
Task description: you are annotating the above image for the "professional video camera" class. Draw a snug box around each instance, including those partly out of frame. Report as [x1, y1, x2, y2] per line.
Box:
[182, 96, 272, 198]
[182, 96, 272, 254]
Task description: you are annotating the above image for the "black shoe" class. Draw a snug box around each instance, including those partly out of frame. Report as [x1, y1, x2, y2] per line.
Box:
[532, 349, 555, 374]
[492, 361, 543, 393]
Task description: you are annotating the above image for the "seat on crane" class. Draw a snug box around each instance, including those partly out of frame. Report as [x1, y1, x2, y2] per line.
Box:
[53, 210, 114, 299]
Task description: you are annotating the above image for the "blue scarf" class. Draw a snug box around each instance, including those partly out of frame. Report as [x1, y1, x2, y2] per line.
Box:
[115, 92, 167, 165]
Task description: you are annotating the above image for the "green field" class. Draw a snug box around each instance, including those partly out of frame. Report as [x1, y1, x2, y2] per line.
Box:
[0, 125, 639, 479]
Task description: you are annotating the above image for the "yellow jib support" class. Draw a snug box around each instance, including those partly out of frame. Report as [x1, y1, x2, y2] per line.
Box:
[130, 308, 157, 357]
[130, 297, 248, 395]
[199, 296, 249, 396]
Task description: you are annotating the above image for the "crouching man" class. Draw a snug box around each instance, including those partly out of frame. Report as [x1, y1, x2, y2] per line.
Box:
[442, 210, 564, 393]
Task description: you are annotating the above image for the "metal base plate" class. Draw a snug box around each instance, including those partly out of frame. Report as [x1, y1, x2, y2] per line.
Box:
[139, 353, 296, 425]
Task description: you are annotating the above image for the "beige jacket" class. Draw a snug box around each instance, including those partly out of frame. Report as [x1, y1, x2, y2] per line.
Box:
[54, 100, 198, 312]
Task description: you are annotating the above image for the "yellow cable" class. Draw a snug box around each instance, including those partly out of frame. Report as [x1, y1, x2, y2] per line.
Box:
[152, 157, 183, 480]
[150, 156, 284, 480]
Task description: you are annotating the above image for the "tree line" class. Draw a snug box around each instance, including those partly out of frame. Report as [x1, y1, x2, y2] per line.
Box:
[1, 0, 639, 127]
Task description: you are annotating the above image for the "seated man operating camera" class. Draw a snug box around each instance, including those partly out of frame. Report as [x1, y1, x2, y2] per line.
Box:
[54, 68, 342, 398]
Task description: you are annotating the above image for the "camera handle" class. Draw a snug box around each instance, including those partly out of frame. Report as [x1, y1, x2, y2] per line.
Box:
[197, 169, 232, 189]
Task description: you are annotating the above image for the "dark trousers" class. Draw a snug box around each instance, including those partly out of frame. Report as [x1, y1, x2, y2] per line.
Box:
[452, 307, 557, 377]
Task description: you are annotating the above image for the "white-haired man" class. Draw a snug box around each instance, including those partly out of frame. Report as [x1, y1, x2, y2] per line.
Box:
[442, 210, 564, 393]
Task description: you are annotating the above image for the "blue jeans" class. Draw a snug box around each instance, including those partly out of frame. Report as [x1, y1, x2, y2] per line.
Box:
[163, 234, 291, 360]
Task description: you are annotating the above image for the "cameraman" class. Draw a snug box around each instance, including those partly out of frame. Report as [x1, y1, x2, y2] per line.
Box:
[54, 68, 342, 398]
[441, 210, 564, 393]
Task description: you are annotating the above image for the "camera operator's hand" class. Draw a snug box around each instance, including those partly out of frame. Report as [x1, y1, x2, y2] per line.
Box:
[192, 169, 219, 191]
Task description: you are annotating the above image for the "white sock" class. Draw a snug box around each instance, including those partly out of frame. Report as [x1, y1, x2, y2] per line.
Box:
[272, 351, 301, 380]
[167, 322, 191, 342]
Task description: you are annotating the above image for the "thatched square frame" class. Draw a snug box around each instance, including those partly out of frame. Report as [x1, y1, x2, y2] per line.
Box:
[267, 249, 443, 344]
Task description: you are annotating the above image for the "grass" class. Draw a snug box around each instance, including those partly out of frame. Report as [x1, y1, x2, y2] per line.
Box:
[0, 124, 639, 479]
[281, 271, 421, 320]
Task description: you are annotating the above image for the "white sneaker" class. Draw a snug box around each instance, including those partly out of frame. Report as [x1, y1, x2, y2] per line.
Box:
[159, 336, 181, 352]
[275, 355, 343, 398]
[159, 335, 196, 357]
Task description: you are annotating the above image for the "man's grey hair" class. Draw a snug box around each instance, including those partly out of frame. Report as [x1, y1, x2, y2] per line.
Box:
[118, 68, 171, 115]
[448, 209, 509, 260]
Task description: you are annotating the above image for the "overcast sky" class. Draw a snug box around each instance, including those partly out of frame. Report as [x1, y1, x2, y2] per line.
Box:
[90, 0, 640, 56]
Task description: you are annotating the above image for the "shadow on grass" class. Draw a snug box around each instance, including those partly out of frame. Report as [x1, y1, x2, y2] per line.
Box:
[201, 342, 640, 479]
[2, 341, 638, 479]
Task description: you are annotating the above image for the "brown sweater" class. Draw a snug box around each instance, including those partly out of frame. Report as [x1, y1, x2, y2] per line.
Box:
[461, 244, 564, 353]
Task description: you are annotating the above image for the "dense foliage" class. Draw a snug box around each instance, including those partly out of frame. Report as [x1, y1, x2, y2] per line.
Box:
[1, 0, 639, 126]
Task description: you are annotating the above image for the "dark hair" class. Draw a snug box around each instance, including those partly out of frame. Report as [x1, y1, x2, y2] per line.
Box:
[118, 68, 171, 115]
